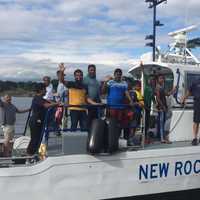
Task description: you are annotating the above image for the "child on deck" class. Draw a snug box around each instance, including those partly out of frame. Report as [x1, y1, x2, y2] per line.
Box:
[128, 81, 144, 146]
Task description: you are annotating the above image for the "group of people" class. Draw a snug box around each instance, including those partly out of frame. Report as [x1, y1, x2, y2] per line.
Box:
[27, 64, 176, 154]
[27, 64, 102, 156]
[1, 63, 200, 157]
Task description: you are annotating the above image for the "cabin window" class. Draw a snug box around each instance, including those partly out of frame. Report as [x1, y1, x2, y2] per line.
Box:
[185, 71, 200, 95]
[144, 73, 174, 93]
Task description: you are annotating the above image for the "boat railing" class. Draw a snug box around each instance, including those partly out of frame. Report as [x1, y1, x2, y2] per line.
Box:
[39, 103, 145, 156]
[42, 103, 144, 132]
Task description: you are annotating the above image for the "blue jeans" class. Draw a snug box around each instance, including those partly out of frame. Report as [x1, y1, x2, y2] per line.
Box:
[70, 110, 88, 131]
[157, 111, 166, 141]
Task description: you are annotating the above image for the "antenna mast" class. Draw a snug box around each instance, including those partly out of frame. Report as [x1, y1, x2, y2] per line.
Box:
[145, 0, 167, 61]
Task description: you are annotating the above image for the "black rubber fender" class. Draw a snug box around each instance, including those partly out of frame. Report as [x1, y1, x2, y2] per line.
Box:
[87, 119, 106, 154]
[105, 118, 121, 153]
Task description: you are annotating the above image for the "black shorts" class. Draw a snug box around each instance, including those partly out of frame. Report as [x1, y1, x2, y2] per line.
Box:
[193, 100, 200, 123]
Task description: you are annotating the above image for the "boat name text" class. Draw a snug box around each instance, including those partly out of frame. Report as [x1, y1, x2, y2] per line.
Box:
[139, 160, 200, 180]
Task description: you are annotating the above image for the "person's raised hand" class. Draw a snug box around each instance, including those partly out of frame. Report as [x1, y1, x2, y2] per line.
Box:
[59, 63, 65, 72]
[104, 75, 113, 82]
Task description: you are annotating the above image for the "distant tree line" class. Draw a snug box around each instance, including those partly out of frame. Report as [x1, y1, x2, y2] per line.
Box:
[0, 80, 59, 93]
[0, 76, 135, 94]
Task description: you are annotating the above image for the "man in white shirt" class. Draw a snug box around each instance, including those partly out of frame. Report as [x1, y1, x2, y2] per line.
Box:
[55, 64, 68, 131]
[56, 63, 68, 102]
[43, 76, 54, 101]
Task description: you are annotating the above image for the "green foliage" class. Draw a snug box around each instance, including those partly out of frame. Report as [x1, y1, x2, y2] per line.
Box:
[0, 80, 39, 94]
[0, 79, 59, 95]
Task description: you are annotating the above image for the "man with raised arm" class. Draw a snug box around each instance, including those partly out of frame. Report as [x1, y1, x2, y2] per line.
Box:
[56, 63, 68, 103]
[102, 68, 133, 143]
[59, 66, 101, 132]
[156, 75, 177, 143]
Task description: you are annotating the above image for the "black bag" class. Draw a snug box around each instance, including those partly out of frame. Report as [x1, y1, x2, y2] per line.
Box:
[87, 119, 106, 154]
[105, 118, 121, 153]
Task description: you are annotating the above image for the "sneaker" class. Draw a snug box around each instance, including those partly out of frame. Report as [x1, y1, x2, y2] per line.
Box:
[161, 140, 166, 144]
[192, 138, 198, 146]
[165, 139, 172, 144]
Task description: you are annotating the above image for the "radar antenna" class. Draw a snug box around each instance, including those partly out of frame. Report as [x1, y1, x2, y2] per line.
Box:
[167, 25, 200, 64]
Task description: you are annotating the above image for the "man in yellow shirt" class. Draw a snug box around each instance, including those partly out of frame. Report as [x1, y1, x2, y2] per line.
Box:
[65, 69, 100, 131]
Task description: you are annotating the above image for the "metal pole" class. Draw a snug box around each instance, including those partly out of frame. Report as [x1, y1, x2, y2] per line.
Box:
[153, 0, 156, 61]
[23, 109, 31, 136]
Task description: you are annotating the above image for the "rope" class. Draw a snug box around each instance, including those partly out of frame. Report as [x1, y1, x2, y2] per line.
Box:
[23, 108, 31, 136]
[169, 104, 186, 133]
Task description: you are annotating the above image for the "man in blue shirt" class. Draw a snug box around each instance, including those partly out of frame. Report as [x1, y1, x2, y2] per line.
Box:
[181, 78, 200, 145]
[102, 68, 133, 138]
[103, 69, 132, 109]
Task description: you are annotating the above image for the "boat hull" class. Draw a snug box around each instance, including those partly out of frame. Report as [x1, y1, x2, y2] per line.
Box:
[109, 188, 200, 200]
[0, 145, 200, 200]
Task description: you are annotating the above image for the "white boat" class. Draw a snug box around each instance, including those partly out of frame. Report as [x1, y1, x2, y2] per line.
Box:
[1, 17, 200, 200]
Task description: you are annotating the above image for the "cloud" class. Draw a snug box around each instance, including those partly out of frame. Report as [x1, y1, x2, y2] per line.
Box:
[0, 0, 199, 81]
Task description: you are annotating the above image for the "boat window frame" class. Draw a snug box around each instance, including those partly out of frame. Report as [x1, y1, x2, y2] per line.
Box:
[130, 65, 174, 93]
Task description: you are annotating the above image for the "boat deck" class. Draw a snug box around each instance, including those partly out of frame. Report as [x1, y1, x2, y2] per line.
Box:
[143, 140, 192, 150]
[0, 130, 194, 156]
[46, 132, 194, 156]
[0, 131, 195, 168]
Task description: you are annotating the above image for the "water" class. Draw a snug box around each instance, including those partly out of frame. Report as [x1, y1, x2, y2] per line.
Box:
[0, 97, 32, 136]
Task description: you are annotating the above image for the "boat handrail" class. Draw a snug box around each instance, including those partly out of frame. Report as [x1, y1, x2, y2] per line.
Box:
[173, 68, 181, 105]
[23, 108, 32, 136]
[39, 104, 145, 150]
[54, 104, 139, 109]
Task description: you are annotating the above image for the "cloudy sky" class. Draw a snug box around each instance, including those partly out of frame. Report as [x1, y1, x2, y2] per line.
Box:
[0, 0, 199, 81]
